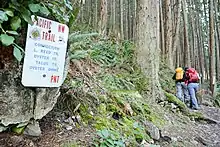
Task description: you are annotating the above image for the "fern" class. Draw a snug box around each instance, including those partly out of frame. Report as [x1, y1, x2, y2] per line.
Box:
[69, 32, 99, 43]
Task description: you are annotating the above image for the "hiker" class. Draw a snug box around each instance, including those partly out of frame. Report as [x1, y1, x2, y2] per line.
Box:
[185, 68, 200, 110]
[172, 67, 190, 103]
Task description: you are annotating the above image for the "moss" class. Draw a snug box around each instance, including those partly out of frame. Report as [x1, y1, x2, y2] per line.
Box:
[119, 117, 135, 137]
[11, 126, 25, 134]
[106, 104, 119, 112]
[187, 111, 204, 120]
[98, 95, 108, 103]
[97, 103, 107, 114]
[79, 104, 93, 124]
[117, 117, 151, 143]
[164, 92, 205, 120]
[93, 115, 117, 130]
[145, 113, 166, 128]
[111, 90, 143, 106]
[164, 92, 187, 110]
[114, 95, 125, 106]
[111, 90, 143, 98]
[159, 62, 176, 93]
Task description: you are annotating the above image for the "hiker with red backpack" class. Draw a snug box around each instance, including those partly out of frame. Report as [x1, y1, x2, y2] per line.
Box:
[172, 67, 190, 103]
[185, 67, 200, 110]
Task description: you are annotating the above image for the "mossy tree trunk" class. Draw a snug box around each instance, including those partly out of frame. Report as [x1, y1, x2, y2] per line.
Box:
[136, 0, 164, 102]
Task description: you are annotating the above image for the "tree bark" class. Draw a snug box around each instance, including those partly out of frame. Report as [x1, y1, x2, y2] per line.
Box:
[214, 0, 220, 81]
[164, 0, 174, 68]
[136, 0, 164, 102]
[172, 0, 181, 60]
[120, 0, 124, 39]
[182, 0, 191, 67]
[209, 0, 215, 95]
[99, 0, 108, 35]
[160, 0, 165, 61]
[124, 0, 128, 40]
[112, 0, 116, 35]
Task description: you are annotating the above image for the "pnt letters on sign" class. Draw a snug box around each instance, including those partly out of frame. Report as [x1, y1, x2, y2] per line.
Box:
[22, 15, 69, 87]
[51, 75, 59, 83]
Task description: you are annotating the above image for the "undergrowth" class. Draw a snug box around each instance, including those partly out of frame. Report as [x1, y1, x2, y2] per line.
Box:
[56, 34, 208, 146]
[159, 62, 175, 94]
[57, 35, 165, 146]
[214, 82, 220, 107]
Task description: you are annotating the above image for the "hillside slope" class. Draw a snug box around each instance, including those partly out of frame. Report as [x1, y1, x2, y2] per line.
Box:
[1, 35, 220, 147]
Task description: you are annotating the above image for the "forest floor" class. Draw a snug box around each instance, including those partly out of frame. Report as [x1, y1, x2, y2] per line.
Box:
[0, 103, 220, 147]
[160, 105, 220, 147]
[0, 109, 96, 147]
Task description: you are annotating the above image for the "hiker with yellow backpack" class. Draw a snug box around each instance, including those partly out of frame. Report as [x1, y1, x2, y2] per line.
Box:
[172, 67, 190, 104]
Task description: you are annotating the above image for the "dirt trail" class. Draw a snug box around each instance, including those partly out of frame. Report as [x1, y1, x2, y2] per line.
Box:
[161, 105, 220, 147]
[194, 106, 220, 147]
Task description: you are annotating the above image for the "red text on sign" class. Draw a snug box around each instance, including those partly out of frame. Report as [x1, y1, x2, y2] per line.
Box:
[58, 25, 65, 33]
[51, 75, 59, 83]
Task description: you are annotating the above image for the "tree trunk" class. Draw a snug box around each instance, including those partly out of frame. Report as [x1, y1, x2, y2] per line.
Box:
[127, 0, 131, 40]
[160, 0, 165, 61]
[112, 0, 116, 35]
[136, 0, 164, 102]
[196, 15, 205, 83]
[99, 0, 108, 35]
[182, 0, 191, 67]
[203, 0, 210, 80]
[124, 0, 128, 40]
[133, 0, 137, 41]
[164, 0, 174, 68]
[172, 0, 181, 60]
[120, 0, 124, 39]
[209, 0, 215, 95]
[95, 0, 98, 29]
[214, 0, 220, 81]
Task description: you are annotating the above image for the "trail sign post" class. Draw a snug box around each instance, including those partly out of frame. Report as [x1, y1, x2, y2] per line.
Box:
[22, 16, 69, 87]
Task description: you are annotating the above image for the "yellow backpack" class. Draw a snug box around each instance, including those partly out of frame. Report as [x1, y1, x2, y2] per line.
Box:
[175, 67, 184, 80]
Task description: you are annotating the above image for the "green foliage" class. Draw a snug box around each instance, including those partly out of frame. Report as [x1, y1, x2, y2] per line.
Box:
[11, 126, 25, 134]
[13, 45, 23, 61]
[214, 83, 220, 107]
[47, 0, 76, 24]
[70, 36, 135, 67]
[159, 62, 175, 93]
[99, 74, 135, 91]
[0, 0, 47, 61]
[92, 91, 161, 145]
[0, 34, 14, 46]
[93, 129, 126, 147]
[215, 95, 220, 107]
[164, 91, 187, 111]
[69, 32, 99, 43]
[10, 16, 21, 30]
[91, 40, 135, 68]
[187, 111, 204, 120]
[28, 4, 42, 13]
[60, 37, 164, 146]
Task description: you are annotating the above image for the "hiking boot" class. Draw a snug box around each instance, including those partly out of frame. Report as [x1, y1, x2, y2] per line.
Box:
[191, 106, 201, 110]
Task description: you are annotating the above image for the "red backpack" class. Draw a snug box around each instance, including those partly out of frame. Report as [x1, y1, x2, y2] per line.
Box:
[186, 68, 199, 82]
